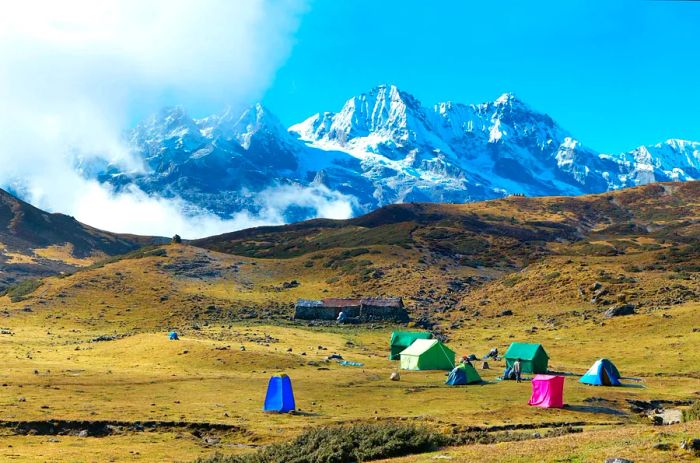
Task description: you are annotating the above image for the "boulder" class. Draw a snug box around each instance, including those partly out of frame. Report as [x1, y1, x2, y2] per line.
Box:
[604, 304, 636, 318]
[604, 459, 634, 463]
[390, 371, 400, 381]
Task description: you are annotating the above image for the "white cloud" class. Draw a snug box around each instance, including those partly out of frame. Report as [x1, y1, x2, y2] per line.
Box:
[0, 0, 355, 240]
[52, 181, 356, 238]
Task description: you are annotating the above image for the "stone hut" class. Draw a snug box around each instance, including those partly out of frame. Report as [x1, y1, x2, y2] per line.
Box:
[294, 297, 408, 322]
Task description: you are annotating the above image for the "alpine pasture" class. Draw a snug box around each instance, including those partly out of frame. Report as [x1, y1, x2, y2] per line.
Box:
[1, 183, 699, 462]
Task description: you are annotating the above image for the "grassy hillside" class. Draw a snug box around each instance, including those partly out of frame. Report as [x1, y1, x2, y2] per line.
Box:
[0, 188, 165, 290]
[0, 181, 698, 461]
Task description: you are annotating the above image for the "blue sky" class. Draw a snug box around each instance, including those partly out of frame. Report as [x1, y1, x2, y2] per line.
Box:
[258, 0, 700, 154]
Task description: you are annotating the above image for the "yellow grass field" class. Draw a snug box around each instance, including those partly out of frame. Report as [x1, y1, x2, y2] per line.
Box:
[1, 183, 699, 461]
[0, 274, 698, 461]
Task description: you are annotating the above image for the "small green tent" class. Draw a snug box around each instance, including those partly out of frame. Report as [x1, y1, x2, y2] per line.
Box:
[389, 331, 433, 360]
[504, 342, 549, 374]
[400, 339, 455, 371]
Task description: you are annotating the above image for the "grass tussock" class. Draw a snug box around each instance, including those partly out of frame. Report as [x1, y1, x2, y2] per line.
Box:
[683, 401, 700, 422]
[195, 423, 446, 463]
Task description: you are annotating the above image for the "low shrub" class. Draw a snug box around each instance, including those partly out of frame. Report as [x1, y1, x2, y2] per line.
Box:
[1, 278, 43, 302]
[195, 423, 446, 463]
[501, 274, 521, 287]
[683, 400, 700, 422]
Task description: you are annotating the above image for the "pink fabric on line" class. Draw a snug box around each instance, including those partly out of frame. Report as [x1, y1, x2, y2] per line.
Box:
[528, 374, 564, 408]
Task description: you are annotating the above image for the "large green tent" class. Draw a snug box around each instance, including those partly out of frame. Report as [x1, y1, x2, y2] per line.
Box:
[389, 331, 433, 360]
[400, 339, 455, 371]
[504, 342, 549, 374]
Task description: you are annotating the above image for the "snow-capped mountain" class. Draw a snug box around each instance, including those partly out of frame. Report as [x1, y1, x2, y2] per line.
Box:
[85, 84, 700, 222]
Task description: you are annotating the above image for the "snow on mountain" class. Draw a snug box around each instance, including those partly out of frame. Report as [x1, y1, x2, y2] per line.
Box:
[81, 84, 698, 224]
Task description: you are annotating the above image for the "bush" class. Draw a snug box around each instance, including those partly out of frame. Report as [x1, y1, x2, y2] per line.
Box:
[1, 279, 43, 302]
[195, 423, 446, 463]
[683, 400, 700, 422]
[501, 274, 521, 287]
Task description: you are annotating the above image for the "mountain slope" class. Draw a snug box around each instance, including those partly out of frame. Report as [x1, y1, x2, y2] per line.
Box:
[192, 181, 700, 319]
[0, 188, 162, 289]
[79, 85, 700, 226]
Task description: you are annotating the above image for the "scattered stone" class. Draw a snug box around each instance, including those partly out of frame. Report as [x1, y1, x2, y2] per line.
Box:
[604, 304, 636, 318]
[653, 443, 672, 451]
[680, 438, 700, 451]
[78, 430, 89, 438]
[481, 361, 490, 370]
[390, 372, 400, 381]
[203, 436, 221, 445]
[499, 310, 513, 317]
[604, 459, 634, 463]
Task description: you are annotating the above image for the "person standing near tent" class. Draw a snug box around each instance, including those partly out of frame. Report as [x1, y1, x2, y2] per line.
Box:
[513, 358, 522, 382]
[336, 311, 347, 324]
[460, 355, 472, 367]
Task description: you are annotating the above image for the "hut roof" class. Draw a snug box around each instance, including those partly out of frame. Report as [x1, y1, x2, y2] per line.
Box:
[321, 298, 362, 308]
[361, 297, 403, 307]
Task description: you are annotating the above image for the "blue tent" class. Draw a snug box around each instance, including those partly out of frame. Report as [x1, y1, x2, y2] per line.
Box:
[445, 364, 481, 385]
[263, 375, 296, 413]
[168, 331, 179, 340]
[579, 358, 621, 386]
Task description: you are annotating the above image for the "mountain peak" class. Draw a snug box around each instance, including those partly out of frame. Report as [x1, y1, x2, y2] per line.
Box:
[494, 92, 516, 103]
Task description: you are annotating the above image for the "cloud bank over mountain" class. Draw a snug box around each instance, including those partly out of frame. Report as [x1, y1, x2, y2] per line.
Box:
[0, 0, 355, 238]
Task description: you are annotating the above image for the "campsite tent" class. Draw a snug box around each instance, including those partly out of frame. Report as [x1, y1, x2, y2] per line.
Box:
[263, 375, 296, 413]
[579, 358, 621, 386]
[504, 343, 549, 374]
[528, 375, 564, 408]
[168, 331, 179, 340]
[446, 363, 482, 385]
[400, 339, 455, 371]
[389, 331, 433, 360]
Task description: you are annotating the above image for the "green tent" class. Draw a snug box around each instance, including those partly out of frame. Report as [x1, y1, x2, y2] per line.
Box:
[389, 331, 433, 360]
[504, 342, 549, 374]
[400, 339, 455, 371]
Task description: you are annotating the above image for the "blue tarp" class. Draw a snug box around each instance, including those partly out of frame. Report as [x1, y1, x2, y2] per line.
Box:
[338, 360, 364, 367]
[168, 331, 179, 340]
[580, 358, 621, 386]
[263, 375, 296, 413]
